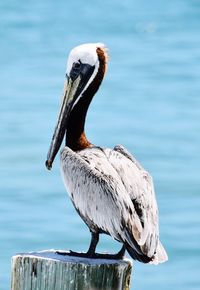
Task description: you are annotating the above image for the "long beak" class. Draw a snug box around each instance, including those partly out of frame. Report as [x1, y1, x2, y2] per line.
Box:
[45, 76, 81, 170]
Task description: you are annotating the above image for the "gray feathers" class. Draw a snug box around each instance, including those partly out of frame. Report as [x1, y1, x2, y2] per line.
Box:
[60, 145, 168, 264]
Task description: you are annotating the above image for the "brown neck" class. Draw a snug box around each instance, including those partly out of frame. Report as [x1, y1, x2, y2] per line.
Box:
[66, 47, 107, 151]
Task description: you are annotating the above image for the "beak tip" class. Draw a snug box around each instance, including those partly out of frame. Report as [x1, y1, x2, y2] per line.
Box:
[45, 159, 52, 170]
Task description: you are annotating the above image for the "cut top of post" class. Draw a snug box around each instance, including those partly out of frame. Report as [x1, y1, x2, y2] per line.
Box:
[11, 250, 132, 290]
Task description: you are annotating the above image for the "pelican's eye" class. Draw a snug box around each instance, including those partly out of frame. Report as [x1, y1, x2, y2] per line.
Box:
[73, 61, 81, 69]
[70, 61, 82, 81]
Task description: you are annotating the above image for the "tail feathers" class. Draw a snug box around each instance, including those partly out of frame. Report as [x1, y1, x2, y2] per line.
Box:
[125, 242, 152, 263]
[150, 241, 168, 265]
[125, 241, 168, 265]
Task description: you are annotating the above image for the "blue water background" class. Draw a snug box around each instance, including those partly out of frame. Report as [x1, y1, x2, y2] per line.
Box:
[0, 0, 200, 289]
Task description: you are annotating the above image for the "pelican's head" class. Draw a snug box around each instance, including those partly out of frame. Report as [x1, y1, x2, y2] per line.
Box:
[46, 43, 108, 170]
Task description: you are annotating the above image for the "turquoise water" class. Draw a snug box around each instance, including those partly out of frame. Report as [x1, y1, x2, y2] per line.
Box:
[1, 0, 200, 289]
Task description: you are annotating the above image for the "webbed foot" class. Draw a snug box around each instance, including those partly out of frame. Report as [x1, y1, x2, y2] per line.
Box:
[56, 245, 125, 260]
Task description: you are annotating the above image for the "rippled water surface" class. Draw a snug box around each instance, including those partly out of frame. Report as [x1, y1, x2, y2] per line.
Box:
[1, 1, 200, 289]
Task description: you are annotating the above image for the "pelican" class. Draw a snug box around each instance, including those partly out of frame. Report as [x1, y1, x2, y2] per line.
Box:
[46, 43, 168, 264]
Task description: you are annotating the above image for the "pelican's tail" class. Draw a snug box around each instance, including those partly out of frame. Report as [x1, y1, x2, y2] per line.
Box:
[124, 242, 152, 263]
[125, 240, 168, 265]
[150, 241, 168, 265]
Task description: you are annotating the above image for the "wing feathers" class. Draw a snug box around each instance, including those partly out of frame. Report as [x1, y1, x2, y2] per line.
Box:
[61, 145, 167, 264]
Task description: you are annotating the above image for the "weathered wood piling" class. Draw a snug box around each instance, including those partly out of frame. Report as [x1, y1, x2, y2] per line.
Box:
[11, 250, 132, 290]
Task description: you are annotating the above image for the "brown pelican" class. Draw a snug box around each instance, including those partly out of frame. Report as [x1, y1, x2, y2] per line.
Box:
[46, 43, 168, 264]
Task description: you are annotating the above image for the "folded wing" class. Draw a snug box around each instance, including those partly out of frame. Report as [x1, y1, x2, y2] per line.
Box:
[60, 145, 168, 263]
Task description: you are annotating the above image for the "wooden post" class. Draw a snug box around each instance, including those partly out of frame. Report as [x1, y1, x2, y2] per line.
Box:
[11, 250, 132, 290]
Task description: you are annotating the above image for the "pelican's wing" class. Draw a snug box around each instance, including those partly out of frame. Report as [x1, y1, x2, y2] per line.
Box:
[61, 146, 168, 263]
[109, 144, 167, 262]
[60, 146, 151, 262]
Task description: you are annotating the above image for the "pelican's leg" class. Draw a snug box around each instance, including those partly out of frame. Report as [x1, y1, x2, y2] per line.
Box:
[69, 233, 126, 259]
[86, 232, 99, 257]
[67, 231, 99, 258]
[56, 232, 99, 258]
[56, 232, 126, 260]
